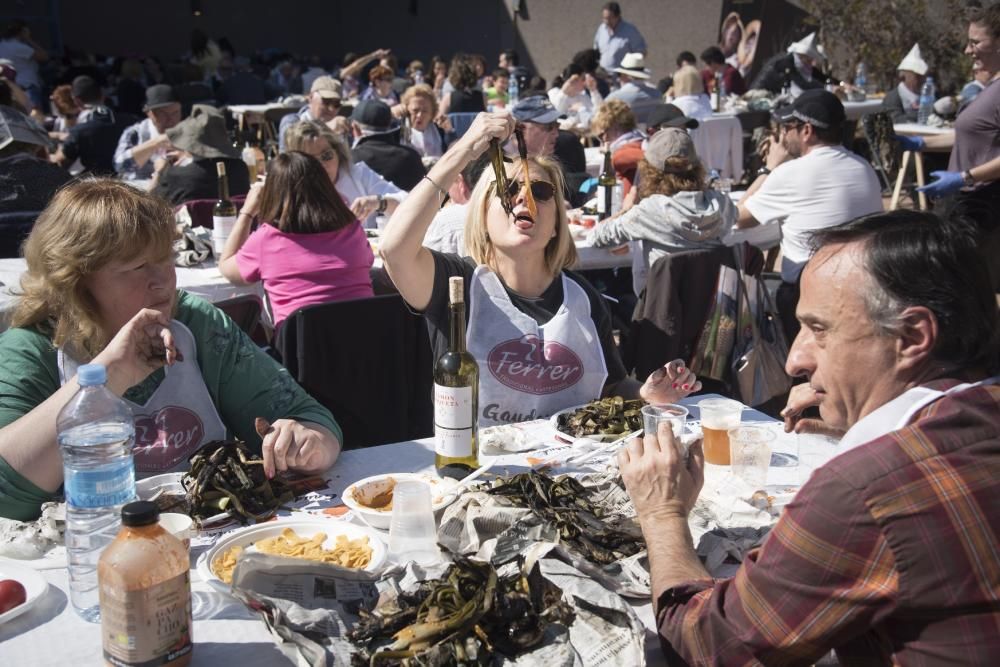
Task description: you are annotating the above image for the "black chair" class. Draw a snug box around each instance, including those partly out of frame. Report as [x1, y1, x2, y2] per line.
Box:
[0, 211, 41, 258]
[276, 294, 434, 449]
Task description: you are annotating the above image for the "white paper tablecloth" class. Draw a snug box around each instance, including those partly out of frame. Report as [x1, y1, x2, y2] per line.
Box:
[0, 396, 842, 665]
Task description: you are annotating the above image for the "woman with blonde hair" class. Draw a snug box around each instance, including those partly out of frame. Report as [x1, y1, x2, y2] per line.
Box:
[670, 65, 713, 121]
[380, 113, 700, 427]
[0, 179, 342, 520]
[285, 120, 406, 228]
[591, 99, 645, 191]
[590, 128, 735, 295]
[400, 83, 446, 159]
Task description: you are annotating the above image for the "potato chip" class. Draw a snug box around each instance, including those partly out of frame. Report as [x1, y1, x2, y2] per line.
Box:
[211, 528, 374, 584]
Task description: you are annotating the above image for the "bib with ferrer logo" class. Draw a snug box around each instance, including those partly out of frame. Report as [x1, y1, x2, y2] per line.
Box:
[466, 266, 608, 427]
[58, 321, 227, 474]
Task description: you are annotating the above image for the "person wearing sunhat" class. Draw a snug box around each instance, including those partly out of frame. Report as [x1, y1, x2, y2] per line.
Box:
[349, 98, 424, 191]
[113, 83, 184, 180]
[0, 104, 71, 213]
[589, 127, 736, 295]
[277, 75, 343, 152]
[751, 32, 836, 97]
[736, 89, 882, 341]
[606, 52, 661, 124]
[882, 44, 929, 123]
[150, 104, 250, 205]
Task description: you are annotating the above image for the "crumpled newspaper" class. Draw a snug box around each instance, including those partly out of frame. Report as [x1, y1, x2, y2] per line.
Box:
[230, 549, 647, 667]
[0, 501, 65, 559]
[173, 207, 214, 267]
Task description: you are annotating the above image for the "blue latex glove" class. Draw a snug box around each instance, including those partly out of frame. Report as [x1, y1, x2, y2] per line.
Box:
[896, 134, 925, 152]
[917, 170, 965, 198]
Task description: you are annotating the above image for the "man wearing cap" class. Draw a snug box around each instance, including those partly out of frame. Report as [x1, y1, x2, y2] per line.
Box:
[113, 84, 184, 181]
[277, 75, 343, 152]
[509, 94, 586, 175]
[0, 105, 71, 214]
[882, 44, 928, 123]
[150, 104, 250, 205]
[350, 99, 424, 191]
[594, 2, 647, 73]
[606, 53, 661, 124]
[751, 32, 835, 97]
[736, 89, 882, 341]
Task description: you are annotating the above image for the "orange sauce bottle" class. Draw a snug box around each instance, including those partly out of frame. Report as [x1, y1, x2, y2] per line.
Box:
[98, 501, 193, 667]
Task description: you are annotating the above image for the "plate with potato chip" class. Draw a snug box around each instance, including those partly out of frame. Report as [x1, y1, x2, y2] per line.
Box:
[197, 518, 387, 593]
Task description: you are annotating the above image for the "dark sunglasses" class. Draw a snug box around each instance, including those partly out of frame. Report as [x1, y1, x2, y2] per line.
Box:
[496, 179, 556, 203]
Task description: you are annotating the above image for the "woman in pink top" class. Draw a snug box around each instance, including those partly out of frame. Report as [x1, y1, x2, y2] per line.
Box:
[219, 151, 374, 327]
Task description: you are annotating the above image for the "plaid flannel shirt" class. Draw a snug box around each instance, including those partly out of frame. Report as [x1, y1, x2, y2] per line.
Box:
[658, 380, 1000, 666]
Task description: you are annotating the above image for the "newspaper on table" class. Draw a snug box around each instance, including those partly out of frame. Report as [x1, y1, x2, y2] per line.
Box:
[230, 545, 647, 666]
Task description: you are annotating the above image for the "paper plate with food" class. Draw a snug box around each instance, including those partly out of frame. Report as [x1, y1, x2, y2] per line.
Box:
[341, 473, 462, 530]
[550, 397, 645, 443]
[0, 558, 48, 626]
[198, 518, 387, 593]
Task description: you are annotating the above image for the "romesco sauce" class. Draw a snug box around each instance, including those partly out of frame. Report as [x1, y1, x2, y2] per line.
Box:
[98, 501, 192, 667]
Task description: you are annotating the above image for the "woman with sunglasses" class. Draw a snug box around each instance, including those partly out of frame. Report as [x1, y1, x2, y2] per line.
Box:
[285, 120, 406, 228]
[380, 112, 701, 427]
[218, 151, 374, 329]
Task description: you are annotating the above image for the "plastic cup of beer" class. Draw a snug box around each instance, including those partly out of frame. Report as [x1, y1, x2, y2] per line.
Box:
[698, 398, 744, 465]
[728, 425, 776, 487]
[640, 403, 689, 455]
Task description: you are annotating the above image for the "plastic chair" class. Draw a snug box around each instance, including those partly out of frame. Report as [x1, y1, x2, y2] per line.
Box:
[275, 294, 434, 449]
[445, 112, 479, 145]
[0, 211, 41, 258]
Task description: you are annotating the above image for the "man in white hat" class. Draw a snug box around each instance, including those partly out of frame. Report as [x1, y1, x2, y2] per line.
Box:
[751, 31, 835, 96]
[606, 52, 661, 124]
[882, 44, 928, 123]
[593, 2, 647, 72]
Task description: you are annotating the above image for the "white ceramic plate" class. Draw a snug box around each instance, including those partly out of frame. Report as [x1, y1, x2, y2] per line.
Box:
[0, 558, 48, 626]
[197, 518, 387, 594]
[549, 403, 640, 443]
[342, 473, 460, 530]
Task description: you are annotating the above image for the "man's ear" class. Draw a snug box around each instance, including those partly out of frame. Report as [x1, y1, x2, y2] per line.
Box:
[894, 305, 938, 371]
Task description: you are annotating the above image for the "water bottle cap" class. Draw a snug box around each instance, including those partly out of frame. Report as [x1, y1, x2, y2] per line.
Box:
[77, 364, 107, 386]
[121, 501, 160, 526]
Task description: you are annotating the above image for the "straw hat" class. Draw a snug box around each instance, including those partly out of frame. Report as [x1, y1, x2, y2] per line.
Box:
[613, 53, 651, 80]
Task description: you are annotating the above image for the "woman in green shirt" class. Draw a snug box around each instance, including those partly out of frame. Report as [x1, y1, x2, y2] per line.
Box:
[0, 179, 343, 520]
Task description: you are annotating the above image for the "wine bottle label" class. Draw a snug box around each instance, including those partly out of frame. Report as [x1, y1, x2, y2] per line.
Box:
[100, 570, 193, 666]
[434, 384, 474, 457]
[212, 215, 238, 236]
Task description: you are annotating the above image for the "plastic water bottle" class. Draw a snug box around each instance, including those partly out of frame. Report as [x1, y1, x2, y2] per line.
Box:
[58, 363, 137, 623]
[854, 62, 867, 92]
[918, 76, 936, 125]
[508, 74, 519, 106]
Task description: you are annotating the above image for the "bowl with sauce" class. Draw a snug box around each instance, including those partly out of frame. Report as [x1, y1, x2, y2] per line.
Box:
[341, 473, 461, 529]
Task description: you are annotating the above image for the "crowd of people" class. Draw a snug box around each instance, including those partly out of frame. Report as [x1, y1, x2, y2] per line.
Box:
[0, 2, 997, 664]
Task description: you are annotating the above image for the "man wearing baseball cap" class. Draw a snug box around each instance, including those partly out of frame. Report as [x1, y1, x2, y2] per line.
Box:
[510, 94, 588, 174]
[112, 83, 183, 180]
[735, 89, 882, 340]
[278, 75, 342, 151]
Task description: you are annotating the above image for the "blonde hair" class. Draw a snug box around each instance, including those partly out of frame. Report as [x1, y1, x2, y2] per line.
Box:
[12, 179, 178, 358]
[672, 65, 705, 97]
[590, 99, 636, 137]
[284, 120, 352, 167]
[400, 83, 438, 118]
[464, 155, 577, 276]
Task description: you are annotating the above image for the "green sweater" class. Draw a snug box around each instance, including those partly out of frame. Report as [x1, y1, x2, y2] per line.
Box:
[0, 290, 341, 521]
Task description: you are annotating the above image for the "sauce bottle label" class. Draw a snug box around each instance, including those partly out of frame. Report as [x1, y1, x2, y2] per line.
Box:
[101, 571, 193, 666]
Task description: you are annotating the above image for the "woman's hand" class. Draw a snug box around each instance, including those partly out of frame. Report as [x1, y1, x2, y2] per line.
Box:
[350, 195, 380, 220]
[92, 308, 181, 396]
[639, 360, 702, 405]
[781, 384, 846, 437]
[455, 111, 515, 158]
[240, 180, 265, 218]
[256, 418, 341, 478]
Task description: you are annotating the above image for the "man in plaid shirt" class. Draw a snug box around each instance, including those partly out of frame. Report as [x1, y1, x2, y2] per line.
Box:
[620, 210, 1000, 665]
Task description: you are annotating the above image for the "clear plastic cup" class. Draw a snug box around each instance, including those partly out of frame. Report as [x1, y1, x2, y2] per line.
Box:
[640, 403, 689, 454]
[729, 425, 776, 488]
[387, 481, 441, 566]
[699, 398, 744, 465]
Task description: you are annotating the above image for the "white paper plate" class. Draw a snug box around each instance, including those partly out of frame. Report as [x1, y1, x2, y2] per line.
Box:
[197, 518, 387, 594]
[136, 472, 184, 499]
[342, 473, 460, 530]
[0, 558, 48, 626]
[549, 403, 639, 443]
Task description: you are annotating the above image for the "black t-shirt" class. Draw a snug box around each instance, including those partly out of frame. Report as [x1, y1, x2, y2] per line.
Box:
[62, 107, 138, 175]
[448, 88, 486, 113]
[422, 251, 627, 393]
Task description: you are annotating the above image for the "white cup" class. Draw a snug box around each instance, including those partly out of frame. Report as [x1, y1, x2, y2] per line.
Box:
[159, 512, 193, 552]
[387, 481, 440, 566]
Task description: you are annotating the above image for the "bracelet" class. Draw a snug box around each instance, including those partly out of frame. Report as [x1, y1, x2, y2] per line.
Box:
[962, 170, 976, 187]
[238, 210, 255, 218]
[423, 174, 447, 197]
[757, 166, 772, 177]
[376, 194, 387, 214]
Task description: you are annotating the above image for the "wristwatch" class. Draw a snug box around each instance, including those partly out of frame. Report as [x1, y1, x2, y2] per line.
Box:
[376, 195, 387, 214]
[962, 170, 976, 187]
[757, 166, 772, 177]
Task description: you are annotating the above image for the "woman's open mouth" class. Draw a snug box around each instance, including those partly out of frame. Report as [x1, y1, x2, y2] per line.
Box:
[513, 211, 535, 231]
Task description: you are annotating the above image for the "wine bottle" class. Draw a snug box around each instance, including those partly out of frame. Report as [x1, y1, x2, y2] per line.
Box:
[433, 276, 479, 480]
[596, 149, 619, 220]
[212, 162, 238, 256]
